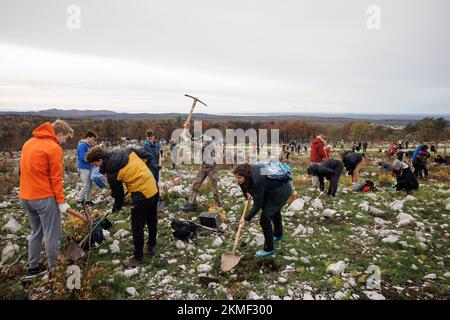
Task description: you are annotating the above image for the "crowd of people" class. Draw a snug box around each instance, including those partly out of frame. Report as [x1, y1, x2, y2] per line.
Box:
[18, 119, 448, 275]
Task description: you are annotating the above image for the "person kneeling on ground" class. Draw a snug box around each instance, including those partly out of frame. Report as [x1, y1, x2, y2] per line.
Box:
[233, 163, 292, 258]
[306, 159, 344, 197]
[86, 146, 159, 267]
[435, 155, 448, 165]
[342, 151, 365, 183]
[392, 159, 419, 194]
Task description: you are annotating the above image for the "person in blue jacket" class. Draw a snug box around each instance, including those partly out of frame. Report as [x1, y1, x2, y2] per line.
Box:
[412, 144, 430, 160]
[77, 130, 97, 206]
[412, 145, 430, 179]
[142, 130, 160, 182]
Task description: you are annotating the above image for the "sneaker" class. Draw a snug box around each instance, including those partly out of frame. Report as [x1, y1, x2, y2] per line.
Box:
[28, 263, 47, 276]
[273, 236, 284, 243]
[255, 250, 276, 257]
[181, 203, 196, 212]
[145, 246, 156, 257]
[122, 255, 145, 267]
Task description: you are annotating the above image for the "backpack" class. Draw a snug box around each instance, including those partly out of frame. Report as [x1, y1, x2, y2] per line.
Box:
[171, 219, 197, 240]
[91, 167, 107, 189]
[352, 179, 375, 192]
[83, 217, 113, 249]
[257, 160, 293, 182]
[362, 180, 375, 192]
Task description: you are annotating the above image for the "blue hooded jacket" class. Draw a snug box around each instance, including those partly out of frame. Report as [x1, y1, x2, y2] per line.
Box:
[143, 140, 160, 182]
[412, 145, 430, 160]
[77, 141, 92, 169]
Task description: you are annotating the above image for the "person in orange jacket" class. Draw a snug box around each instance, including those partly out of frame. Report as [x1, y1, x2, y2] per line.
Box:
[19, 120, 74, 275]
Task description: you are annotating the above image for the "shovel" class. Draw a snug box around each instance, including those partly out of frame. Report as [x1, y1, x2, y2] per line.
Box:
[64, 208, 88, 262]
[220, 197, 251, 272]
[64, 209, 110, 262]
[157, 155, 165, 212]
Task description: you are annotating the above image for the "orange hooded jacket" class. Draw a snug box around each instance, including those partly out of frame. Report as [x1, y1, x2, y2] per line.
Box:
[19, 122, 65, 203]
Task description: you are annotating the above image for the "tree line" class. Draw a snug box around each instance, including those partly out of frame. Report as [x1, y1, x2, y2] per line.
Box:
[0, 115, 448, 153]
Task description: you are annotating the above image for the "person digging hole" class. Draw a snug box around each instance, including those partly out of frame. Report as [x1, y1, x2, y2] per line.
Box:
[86, 146, 159, 268]
[233, 163, 292, 257]
[306, 158, 344, 197]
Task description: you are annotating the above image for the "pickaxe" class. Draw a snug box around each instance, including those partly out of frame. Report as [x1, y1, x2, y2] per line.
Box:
[183, 94, 207, 130]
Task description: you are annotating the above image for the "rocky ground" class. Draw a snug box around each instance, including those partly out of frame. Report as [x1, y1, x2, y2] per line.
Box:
[0, 148, 449, 300]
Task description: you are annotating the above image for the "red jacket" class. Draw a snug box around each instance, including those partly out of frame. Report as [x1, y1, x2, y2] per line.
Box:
[310, 137, 325, 162]
[323, 146, 331, 160]
[19, 122, 65, 203]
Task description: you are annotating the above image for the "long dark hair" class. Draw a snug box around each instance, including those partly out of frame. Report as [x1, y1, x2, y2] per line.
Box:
[233, 164, 254, 198]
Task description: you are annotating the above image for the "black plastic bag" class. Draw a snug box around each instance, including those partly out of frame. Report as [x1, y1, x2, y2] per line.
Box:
[83, 217, 113, 249]
[171, 219, 197, 240]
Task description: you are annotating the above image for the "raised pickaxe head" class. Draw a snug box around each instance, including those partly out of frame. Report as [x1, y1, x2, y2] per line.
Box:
[185, 94, 207, 107]
[183, 94, 207, 130]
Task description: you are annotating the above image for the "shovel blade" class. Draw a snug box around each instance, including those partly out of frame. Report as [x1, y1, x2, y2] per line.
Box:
[221, 252, 242, 272]
[64, 240, 85, 262]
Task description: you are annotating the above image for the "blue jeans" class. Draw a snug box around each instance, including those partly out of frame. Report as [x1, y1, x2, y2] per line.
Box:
[151, 167, 159, 183]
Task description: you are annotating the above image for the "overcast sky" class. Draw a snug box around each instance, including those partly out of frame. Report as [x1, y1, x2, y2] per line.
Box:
[0, 0, 449, 114]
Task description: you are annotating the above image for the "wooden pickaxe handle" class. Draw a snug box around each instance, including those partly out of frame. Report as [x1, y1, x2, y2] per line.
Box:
[232, 197, 252, 254]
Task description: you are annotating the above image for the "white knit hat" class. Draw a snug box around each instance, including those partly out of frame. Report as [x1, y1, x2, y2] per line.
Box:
[392, 159, 408, 171]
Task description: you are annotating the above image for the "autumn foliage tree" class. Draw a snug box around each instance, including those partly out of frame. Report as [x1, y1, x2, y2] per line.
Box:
[0, 115, 448, 152]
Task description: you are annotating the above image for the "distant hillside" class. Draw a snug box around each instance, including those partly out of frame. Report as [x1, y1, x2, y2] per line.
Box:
[228, 112, 450, 121]
[1, 108, 449, 126]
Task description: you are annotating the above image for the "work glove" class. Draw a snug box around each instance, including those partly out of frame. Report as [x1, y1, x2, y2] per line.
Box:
[58, 203, 70, 213]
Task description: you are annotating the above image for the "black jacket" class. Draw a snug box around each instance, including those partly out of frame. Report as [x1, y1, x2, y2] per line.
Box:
[396, 167, 419, 192]
[307, 159, 344, 196]
[342, 152, 364, 174]
[99, 148, 152, 211]
[245, 164, 292, 221]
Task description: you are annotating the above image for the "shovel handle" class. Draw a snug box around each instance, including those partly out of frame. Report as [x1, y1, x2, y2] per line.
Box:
[231, 197, 251, 254]
[67, 208, 85, 222]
